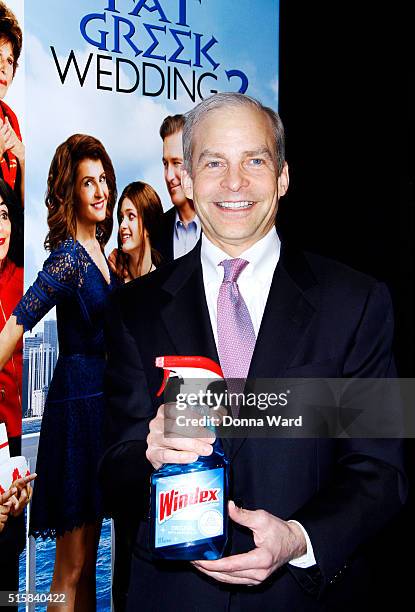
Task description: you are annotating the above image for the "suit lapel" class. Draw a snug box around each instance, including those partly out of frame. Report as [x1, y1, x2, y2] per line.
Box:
[230, 244, 319, 459]
[159, 245, 218, 365]
[249, 255, 318, 378]
[155, 207, 176, 262]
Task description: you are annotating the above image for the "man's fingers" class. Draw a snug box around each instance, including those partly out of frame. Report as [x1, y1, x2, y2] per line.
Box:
[194, 549, 265, 574]
[165, 421, 217, 442]
[193, 548, 274, 584]
[228, 501, 268, 531]
[192, 565, 261, 585]
[194, 564, 269, 582]
[148, 428, 212, 454]
[147, 403, 214, 467]
[151, 447, 199, 466]
[163, 404, 216, 442]
[146, 434, 211, 468]
[164, 416, 216, 441]
[159, 433, 212, 457]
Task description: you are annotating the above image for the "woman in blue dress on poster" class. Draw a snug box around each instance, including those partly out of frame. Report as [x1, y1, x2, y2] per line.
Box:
[0, 133, 118, 610]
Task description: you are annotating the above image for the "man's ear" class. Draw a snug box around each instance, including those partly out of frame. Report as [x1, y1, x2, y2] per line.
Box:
[181, 168, 194, 200]
[278, 162, 289, 197]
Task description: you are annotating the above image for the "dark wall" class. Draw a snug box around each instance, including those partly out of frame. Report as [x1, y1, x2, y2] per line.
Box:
[277, 2, 413, 606]
[278, 1, 414, 376]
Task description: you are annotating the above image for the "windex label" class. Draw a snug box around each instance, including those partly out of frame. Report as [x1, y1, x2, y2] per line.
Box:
[159, 486, 220, 522]
[155, 467, 224, 548]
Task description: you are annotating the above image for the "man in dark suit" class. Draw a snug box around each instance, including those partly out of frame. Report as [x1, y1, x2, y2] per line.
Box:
[154, 115, 200, 262]
[101, 93, 406, 611]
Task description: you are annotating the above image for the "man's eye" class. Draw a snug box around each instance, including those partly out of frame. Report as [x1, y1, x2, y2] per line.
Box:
[207, 161, 221, 168]
[250, 158, 264, 166]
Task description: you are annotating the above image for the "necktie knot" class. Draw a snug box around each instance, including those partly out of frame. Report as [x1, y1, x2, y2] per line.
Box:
[220, 258, 249, 283]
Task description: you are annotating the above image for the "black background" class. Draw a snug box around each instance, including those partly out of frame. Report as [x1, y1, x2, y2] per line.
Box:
[278, 1, 413, 606]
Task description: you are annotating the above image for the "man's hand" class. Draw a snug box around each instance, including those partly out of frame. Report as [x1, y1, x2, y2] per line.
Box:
[6, 474, 36, 518]
[0, 486, 17, 533]
[146, 403, 215, 469]
[192, 501, 307, 586]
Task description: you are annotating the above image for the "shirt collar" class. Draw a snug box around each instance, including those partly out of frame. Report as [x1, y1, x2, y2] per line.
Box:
[174, 209, 200, 231]
[201, 228, 281, 284]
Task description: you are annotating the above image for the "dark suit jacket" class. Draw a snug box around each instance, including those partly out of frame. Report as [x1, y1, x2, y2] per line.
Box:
[101, 240, 406, 612]
[153, 206, 176, 264]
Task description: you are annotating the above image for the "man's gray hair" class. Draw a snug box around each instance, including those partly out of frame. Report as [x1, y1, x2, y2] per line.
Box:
[182, 92, 285, 176]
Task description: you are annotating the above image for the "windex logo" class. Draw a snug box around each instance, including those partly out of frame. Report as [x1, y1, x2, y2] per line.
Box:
[158, 486, 220, 523]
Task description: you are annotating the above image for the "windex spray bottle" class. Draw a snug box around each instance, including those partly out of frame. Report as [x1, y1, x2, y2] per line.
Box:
[150, 356, 229, 560]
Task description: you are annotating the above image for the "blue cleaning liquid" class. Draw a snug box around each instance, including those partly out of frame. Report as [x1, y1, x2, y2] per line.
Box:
[150, 438, 229, 560]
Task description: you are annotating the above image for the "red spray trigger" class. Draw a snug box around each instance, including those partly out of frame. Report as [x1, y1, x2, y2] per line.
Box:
[155, 355, 224, 397]
[156, 368, 171, 397]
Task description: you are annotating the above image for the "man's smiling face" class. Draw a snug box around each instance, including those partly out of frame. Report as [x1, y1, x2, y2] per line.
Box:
[162, 130, 187, 209]
[182, 104, 288, 256]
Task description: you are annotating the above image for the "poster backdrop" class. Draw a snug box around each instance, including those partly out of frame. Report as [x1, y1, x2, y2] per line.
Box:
[16, 0, 279, 602]
[22, 0, 280, 418]
[25, 0, 280, 279]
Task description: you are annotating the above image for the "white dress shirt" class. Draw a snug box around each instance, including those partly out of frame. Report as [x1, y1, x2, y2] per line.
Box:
[200, 229, 317, 568]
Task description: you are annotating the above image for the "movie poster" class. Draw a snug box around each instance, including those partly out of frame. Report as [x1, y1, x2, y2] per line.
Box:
[17, 0, 279, 604]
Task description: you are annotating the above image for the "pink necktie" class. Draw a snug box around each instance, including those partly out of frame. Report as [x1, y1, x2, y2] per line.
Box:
[217, 258, 256, 381]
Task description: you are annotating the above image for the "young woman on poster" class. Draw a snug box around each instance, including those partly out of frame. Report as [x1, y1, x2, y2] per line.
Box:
[0, 134, 118, 610]
[0, 2, 24, 204]
[115, 181, 164, 281]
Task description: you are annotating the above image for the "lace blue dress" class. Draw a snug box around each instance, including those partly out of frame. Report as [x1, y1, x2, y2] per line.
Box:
[13, 238, 118, 539]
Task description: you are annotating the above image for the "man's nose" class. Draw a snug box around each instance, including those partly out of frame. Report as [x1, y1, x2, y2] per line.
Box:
[220, 164, 249, 192]
[166, 164, 176, 182]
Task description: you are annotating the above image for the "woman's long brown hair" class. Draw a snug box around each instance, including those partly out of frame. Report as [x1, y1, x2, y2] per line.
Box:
[116, 181, 164, 278]
[44, 134, 117, 251]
